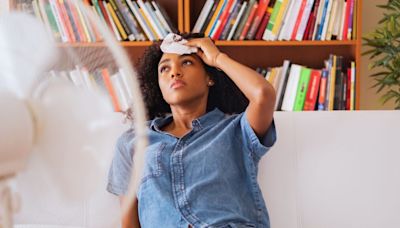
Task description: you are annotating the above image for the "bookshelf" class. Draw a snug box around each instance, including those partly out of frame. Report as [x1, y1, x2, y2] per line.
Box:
[185, 0, 363, 110]
[9, 0, 363, 110]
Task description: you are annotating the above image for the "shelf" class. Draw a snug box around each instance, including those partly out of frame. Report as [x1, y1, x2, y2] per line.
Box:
[57, 40, 357, 48]
[215, 40, 357, 46]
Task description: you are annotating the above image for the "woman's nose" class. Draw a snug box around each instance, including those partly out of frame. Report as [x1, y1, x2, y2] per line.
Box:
[170, 67, 182, 78]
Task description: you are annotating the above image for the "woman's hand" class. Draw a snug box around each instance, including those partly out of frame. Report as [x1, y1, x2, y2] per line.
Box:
[185, 38, 222, 68]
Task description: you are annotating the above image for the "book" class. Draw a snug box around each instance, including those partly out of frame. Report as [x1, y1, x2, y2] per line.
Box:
[200, 0, 220, 34]
[192, 0, 215, 33]
[233, 0, 256, 40]
[246, 0, 270, 40]
[220, 1, 241, 40]
[126, 0, 156, 41]
[281, 64, 302, 111]
[212, 0, 236, 40]
[227, 1, 247, 40]
[238, 1, 258, 40]
[317, 69, 328, 110]
[293, 67, 311, 111]
[303, 69, 322, 111]
[204, 0, 226, 36]
[275, 60, 291, 111]
[295, 0, 315, 41]
[255, 6, 272, 40]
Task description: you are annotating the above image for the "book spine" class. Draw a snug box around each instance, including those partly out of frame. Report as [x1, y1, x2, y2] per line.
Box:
[227, 1, 247, 40]
[293, 67, 311, 111]
[109, 0, 134, 40]
[193, 0, 215, 33]
[246, 0, 269, 40]
[239, 1, 258, 40]
[303, 69, 322, 111]
[317, 69, 328, 110]
[255, 6, 272, 40]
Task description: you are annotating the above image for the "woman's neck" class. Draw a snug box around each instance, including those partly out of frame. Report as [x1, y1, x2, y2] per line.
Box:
[163, 104, 207, 138]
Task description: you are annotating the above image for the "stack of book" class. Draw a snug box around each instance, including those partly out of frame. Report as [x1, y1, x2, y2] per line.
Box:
[49, 66, 133, 112]
[23, 0, 176, 42]
[193, 0, 357, 41]
[256, 54, 356, 111]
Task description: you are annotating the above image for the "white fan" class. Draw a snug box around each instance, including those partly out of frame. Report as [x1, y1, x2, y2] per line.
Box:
[0, 1, 147, 226]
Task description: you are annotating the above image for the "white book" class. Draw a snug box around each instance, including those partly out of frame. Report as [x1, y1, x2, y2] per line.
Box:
[281, 64, 302, 111]
[102, 0, 122, 41]
[137, 0, 164, 39]
[320, 0, 333, 41]
[277, 0, 296, 40]
[332, 0, 343, 37]
[295, 0, 315, 41]
[118, 68, 134, 102]
[338, 0, 347, 40]
[69, 69, 84, 88]
[227, 1, 247, 41]
[126, 0, 156, 41]
[275, 60, 291, 110]
[80, 67, 97, 92]
[325, 0, 338, 40]
[192, 0, 215, 33]
[110, 72, 129, 111]
[151, 1, 172, 33]
[312, 0, 325, 40]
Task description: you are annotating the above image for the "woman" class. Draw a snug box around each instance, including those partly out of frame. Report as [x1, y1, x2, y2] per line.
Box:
[107, 33, 277, 228]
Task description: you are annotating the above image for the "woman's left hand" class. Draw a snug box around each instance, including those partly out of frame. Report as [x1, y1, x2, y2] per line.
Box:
[185, 38, 222, 68]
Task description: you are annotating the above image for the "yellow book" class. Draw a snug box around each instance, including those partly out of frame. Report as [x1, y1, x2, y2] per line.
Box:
[106, 2, 127, 40]
[139, 7, 159, 40]
[271, 0, 289, 39]
[205, 0, 225, 36]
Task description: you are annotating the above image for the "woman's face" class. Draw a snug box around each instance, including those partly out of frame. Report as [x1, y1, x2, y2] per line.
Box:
[157, 53, 211, 106]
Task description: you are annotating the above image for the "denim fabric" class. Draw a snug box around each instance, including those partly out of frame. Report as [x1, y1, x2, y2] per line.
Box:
[107, 108, 276, 228]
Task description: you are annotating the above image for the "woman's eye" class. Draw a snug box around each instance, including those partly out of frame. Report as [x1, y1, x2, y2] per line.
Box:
[160, 66, 169, 73]
[183, 60, 193, 65]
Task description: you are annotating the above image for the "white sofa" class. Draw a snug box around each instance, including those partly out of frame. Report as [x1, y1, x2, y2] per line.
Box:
[14, 111, 400, 228]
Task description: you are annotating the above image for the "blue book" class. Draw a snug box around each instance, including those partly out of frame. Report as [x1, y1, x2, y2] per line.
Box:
[316, 0, 330, 40]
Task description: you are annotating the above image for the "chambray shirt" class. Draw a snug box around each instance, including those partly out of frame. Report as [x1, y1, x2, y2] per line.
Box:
[107, 108, 276, 228]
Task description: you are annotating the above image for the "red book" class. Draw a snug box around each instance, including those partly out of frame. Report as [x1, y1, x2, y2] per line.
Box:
[304, 69, 322, 111]
[239, 2, 259, 40]
[342, 0, 352, 40]
[346, 68, 351, 110]
[102, 68, 121, 112]
[255, 7, 272, 40]
[246, 0, 270, 40]
[98, 0, 113, 31]
[55, 0, 75, 42]
[306, 0, 320, 40]
[213, 0, 235, 40]
[290, 0, 307, 40]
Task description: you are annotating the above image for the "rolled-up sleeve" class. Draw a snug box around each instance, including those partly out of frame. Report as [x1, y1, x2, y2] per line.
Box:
[239, 112, 277, 160]
[107, 129, 134, 196]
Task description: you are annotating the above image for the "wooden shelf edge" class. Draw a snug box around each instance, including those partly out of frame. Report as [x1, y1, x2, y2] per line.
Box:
[215, 40, 358, 46]
[58, 40, 357, 48]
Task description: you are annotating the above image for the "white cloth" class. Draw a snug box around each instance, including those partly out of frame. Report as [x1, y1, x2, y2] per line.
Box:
[160, 33, 198, 55]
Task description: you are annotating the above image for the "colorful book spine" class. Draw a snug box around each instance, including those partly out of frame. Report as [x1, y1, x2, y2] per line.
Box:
[303, 69, 322, 110]
[293, 67, 311, 111]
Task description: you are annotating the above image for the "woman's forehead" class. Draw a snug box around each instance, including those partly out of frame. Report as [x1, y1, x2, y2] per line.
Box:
[159, 53, 201, 63]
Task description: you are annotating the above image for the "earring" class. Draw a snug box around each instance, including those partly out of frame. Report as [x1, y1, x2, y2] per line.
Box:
[208, 81, 214, 86]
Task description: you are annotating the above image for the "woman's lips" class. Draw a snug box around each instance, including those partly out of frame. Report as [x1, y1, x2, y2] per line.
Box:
[170, 80, 186, 89]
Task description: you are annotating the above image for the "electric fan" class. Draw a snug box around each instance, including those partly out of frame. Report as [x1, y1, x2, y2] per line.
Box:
[0, 0, 147, 227]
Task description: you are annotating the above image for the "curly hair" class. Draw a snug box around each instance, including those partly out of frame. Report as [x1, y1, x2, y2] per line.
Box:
[136, 33, 248, 120]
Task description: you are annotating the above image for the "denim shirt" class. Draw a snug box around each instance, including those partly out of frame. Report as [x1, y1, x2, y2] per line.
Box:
[107, 108, 276, 228]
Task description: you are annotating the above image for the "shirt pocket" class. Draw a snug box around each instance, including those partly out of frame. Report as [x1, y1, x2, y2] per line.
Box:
[140, 142, 166, 184]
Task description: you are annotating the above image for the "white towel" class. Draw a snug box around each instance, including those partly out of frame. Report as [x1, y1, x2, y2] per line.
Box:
[160, 33, 198, 55]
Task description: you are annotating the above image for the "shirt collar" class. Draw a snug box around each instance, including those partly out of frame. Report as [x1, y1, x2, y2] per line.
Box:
[150, 108, 225, 132]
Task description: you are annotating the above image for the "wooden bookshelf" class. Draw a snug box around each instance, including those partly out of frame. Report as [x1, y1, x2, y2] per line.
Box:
[11, 0, 363, 110]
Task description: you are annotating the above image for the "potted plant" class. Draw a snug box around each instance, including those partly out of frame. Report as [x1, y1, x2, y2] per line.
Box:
[363, 0, 400, 109]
